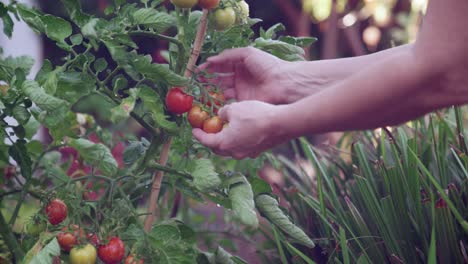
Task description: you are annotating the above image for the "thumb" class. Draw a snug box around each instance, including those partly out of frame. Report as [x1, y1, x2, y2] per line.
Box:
[218, 105, 231, 123]
[192, 128, 222, 148]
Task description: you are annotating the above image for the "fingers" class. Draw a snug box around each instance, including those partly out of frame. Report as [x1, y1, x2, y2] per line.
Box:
[207, 47, 253, 65]
[218, 104, 232, 123]
[192, 128, 222, 149]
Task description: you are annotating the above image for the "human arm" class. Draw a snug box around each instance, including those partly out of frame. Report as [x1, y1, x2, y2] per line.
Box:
[194, 0, 468, 159]
[202, 44, 412, 105]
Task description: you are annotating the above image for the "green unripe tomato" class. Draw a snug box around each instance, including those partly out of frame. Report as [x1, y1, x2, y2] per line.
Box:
[214, 7, 236, 31]
[70, 244, 97, 264]
[171, 0, 198, 9]
[25, 219, 47, 236]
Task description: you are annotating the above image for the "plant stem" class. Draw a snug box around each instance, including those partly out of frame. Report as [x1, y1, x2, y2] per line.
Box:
[143, 9, 210, 232]
[0, 211, 24, 260]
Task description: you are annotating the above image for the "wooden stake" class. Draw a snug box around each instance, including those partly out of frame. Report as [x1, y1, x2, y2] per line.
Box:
[144, 9, 210, 232]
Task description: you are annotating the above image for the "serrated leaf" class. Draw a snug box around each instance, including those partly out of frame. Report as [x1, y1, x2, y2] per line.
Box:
[191, 159, 221, 192]
[255, 194, 315, 248]
[41, 15, 72, 43]
[214, 247, 235, 264]
[12, 105, 30, 125]
[132, 55, 187, 86]
[70, 34, 83, 45]
[110, 88, 137, 122]
[149, 224, 181, 246]
[279, 36, 318, 48]
[139, 86, 177, 133]
[69, 138, 118, 176]
[132, 8, 175, 32]
[56, 71, 96, 103]
[17, 5, 45, 34]
[9, 139, 32, 179]
[93, 58, 108, 73]
[1, 12, 13, 38]
[22, 80, 68, 113]
[26, 238, 60, 264]
[228, 175, 259, 228]
[59, 0, 92, 27]
[123, 141, 147, 165]
[254, 38, 306, 62]
[121, 224, 146, 241]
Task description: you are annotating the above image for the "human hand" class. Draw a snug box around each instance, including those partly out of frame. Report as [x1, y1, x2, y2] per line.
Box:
[192, 101, 289, 159]
[199, 47, 289, 105]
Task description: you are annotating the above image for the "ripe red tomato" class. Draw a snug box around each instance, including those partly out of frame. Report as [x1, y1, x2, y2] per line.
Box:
[58, 225, 85, 252]
[70, 244, 97, 264]
[125, 254, 144, 264]
[45, 199, 67, 225]
[188, 106, 209, 129]
[98, 237, 125, 264]
[198, 0, 219, 9]
[213, 7, 236, 31]
[170, 0, 198, 9]
[166, 87, 194, 115]
[203, 116, 223, 134]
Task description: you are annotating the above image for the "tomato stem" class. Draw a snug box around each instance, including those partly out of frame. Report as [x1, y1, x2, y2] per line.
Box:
[143, 9, 210, 232]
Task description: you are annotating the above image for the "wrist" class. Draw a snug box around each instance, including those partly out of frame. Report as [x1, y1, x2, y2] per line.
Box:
[275, 61, 332, 104]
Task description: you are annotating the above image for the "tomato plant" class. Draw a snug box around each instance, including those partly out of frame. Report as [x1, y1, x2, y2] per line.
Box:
[166, 87, 194, 115]
[98, 237, 125, 264]
[45, 199, 68, 226]
[0, 0, 317, 262]
[70, 244, 97, 264]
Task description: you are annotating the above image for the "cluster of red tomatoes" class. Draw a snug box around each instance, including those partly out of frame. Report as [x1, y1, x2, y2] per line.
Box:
[27, 199, 142, 264]
[170, 0, 250, 31]
[166, 87, 226, 134]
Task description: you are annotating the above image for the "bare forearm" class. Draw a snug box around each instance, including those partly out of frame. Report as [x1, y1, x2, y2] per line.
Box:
[278, 44, 412, 104]
[274, 47, 447, 137]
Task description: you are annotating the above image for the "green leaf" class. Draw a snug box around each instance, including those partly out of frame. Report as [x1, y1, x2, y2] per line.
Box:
[1, 11, 13, 38]
[255, 194, 315, 248]
[249, 177, 272, 196]
[132, 8, 175, 32]
[228, 175, 258, 228]
[254, 38, 306, 61]
[56, 71, 96, 103]
[40, 15, 72, 43]
[22, 80, 68, 113]
[138, 86, 178, 133]
[110, 89, 138, 122]
[214, 247, 235, 264]
[191, 159, 221, 192]
[8, 139, 32, 179]
[279, 36, 318, 48]
[59, 0, 92, 27]
[93, 58, 108, 73]
[0, 100, 4, 109]
[70, 34, 83, 46]
[131, 54, 187, 86]
[26, 238, 60, 264]
[68, 138, 118, 176]
[123, 141, 148, 165]
[17, 5, 45, 34]
[12, 105, 31, 125]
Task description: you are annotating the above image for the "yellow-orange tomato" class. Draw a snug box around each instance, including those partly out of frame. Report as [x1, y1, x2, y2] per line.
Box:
[188, 106, 209, 129]
[203, 116, 223, 134]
